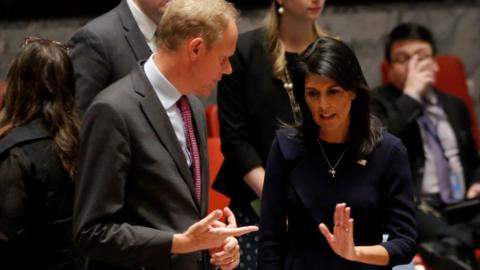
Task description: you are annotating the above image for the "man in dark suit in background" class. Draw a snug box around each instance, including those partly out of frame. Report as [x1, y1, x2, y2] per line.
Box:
[69, 0, 168, 114]
[372, 23, 480, 270]
[74, 0, 258, 269]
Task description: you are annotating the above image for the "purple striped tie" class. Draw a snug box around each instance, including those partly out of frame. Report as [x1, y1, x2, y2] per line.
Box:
[418, 112, 454, 203]
[177, 95, 201, 202]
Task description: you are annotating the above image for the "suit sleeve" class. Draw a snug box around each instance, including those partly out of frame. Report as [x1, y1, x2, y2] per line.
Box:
[371, 89, 423, 136]
[217, 42, 263, 178]
[69, 28, 112, 115]
[379, 140, 417, 266]
[455, 99, 480, 186]
[74, 101, 174, 268]
[258, 138, 288, 270]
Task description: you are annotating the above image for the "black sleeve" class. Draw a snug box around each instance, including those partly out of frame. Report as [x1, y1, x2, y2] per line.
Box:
[0, 148, 30, 260]
[258, 138, 288, 270]
[371, 90, 423, 137]
[455, 99, 480, 186]
[217, 41, 263, 178]
[379, 140, 417, 266]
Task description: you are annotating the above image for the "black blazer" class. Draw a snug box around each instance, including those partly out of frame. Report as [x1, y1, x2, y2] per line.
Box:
[213, 27, 299, 203]
[69, 0, 152, 114]
[0, 119, 76, 270]
[372, 84, 480, 195]
[258, 129, 417, 269]
[74, 64, 210, 270]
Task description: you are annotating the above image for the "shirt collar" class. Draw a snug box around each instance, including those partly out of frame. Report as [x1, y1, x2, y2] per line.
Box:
[127, 0, 157, 43]
[144, 54, 182, 110]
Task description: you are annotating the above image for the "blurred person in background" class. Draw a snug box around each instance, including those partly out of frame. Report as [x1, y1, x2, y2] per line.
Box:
[373, 23, 480, 270]
[69, 0, 170, 114]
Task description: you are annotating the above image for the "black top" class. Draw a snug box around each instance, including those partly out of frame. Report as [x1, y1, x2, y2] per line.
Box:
[258, 128, 417, 269]
[0, 119, 77, 270]
[213, 27, 302, 203]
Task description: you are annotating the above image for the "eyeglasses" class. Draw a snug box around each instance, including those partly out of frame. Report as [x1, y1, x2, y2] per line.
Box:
[391, 52, 433, 65]
[20, 36, 71, 53]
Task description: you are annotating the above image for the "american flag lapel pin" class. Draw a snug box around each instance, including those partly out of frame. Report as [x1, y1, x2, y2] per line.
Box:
[357, 159, 367, 166]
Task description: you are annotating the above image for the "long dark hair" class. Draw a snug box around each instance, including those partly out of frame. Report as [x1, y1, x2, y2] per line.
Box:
[0, 38, 80, 176]
[295, 36, 383, 159]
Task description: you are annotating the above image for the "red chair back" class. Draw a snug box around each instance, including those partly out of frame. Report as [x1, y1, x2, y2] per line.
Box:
[205, 104, 220, 138]
[207, 137, 230, 213]
[381, 55, 480, 149]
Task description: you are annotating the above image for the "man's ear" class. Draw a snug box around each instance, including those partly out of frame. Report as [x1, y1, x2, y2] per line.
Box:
[188, 37, 204, 60]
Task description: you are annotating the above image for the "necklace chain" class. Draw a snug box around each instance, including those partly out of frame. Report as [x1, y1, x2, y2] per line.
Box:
[317, 138, 348, 178]
[282, 65, 302, 125]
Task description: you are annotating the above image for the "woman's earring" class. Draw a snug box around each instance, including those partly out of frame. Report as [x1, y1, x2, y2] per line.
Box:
[277, 5, 284, 15]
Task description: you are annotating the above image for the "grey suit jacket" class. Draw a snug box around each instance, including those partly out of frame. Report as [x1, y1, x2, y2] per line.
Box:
[69, 0, 152, 115]
[74, 64, 210, 270]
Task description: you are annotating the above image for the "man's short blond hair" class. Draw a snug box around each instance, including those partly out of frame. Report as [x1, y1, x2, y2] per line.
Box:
[156, 0, 238, 51]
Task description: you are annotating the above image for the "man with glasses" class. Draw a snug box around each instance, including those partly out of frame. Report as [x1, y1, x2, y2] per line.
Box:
[372, 23, 480, 270]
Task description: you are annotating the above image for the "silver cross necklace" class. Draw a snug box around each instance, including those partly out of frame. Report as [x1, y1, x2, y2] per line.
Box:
[317, 138, 348, 178]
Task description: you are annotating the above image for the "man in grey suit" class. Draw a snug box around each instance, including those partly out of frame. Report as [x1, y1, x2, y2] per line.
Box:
[69, 0, 168, 114]
[74, 0, 258, 269]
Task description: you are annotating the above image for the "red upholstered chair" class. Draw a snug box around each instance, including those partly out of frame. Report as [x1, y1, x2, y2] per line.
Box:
[207, 137, 230, 213]
[205, 104, 220, 138]
[381, 54, 480, 149]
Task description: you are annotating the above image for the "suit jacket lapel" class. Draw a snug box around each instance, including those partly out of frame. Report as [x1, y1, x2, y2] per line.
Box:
[290, 153, 329, 224]
[132, 67, 200, 210]
[275, 133, 329, 224]
[117, 0, 152, 62]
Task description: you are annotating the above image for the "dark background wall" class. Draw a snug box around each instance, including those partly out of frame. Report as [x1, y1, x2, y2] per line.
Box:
[0, 0, 121, 20]
[0, 0, 465, 20]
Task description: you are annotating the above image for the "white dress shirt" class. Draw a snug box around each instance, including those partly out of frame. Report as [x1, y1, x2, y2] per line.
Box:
[143, 55, 191, 166]
[127, 0, 157, 52]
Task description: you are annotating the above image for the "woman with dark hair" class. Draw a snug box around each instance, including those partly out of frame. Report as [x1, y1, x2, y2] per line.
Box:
[213, 1, 331, 268]
[258, 37, 417, 269]
[0, 37, 80, 270]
